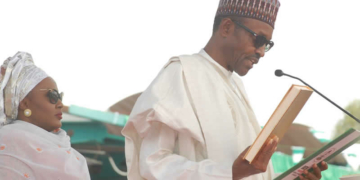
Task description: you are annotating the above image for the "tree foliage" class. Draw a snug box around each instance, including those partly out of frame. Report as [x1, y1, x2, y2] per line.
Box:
[333, 100, 360, 142]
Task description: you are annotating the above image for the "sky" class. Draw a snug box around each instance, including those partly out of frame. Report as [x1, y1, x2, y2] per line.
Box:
[1, 0, 360, 139]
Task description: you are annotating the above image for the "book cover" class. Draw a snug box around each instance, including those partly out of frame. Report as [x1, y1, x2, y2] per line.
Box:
[274, 129, 360, 180]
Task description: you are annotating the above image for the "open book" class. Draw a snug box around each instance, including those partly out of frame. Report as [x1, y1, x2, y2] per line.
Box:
[275, 128, 360, 180]
[244, 85, 313, 163]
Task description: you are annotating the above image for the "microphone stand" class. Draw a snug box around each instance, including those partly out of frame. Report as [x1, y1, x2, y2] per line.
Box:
[276, 70, 360, 124]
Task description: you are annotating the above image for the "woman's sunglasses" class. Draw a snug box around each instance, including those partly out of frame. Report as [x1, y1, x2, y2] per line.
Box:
[40, 89, 64, 104]
[232, 20, 274, 52]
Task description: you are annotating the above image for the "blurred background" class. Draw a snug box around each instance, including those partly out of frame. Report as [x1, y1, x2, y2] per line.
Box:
[1, 0, 360, 179]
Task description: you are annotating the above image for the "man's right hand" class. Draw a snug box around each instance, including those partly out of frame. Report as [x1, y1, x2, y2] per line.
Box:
[232, 136, 279, 180]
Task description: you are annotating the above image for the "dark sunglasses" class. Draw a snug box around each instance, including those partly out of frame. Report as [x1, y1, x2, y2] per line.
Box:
[40, 89, 64, 104]
[232, 20, 274, 52]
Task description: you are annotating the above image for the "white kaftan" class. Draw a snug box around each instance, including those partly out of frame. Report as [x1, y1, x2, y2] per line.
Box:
[122, 50, 274, 180]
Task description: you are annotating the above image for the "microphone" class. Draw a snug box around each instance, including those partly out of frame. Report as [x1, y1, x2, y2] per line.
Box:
[275, 69, 284, 77]
[275, 69, 360, 124]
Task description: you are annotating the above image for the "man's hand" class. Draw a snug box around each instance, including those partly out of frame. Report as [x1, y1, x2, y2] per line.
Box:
[299, 162, 328, 180]
[232, 136, 279, 180]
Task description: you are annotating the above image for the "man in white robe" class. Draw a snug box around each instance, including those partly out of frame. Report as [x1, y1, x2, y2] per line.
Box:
[122, 1, 327, 180]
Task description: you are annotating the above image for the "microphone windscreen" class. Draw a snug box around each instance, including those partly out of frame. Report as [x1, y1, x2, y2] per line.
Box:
[275, 70, 283, 77]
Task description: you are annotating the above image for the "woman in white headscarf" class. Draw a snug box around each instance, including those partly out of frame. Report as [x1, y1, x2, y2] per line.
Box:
[0, 52, 91, 180]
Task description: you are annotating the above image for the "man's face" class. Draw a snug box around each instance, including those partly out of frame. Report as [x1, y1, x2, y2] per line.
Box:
[224, 18, 274, 76]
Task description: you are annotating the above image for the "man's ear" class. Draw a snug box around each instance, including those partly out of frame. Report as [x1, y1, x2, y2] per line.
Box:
[219, 18, 235, 38]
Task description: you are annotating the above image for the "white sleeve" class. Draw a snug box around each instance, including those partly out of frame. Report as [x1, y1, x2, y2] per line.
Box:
[139, 122, 233, 180]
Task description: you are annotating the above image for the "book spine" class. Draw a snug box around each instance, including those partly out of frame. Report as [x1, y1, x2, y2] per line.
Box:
[275, 129, 359, 180]
[245, 87, 302, 163]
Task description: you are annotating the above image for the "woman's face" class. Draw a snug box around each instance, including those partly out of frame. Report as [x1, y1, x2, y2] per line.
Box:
[19, 77, 63, 132]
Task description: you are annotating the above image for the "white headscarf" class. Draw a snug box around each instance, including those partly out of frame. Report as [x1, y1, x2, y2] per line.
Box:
[0, 52, 48, 125]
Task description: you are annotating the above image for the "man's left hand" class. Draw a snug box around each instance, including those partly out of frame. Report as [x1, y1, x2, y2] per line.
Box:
[299, 161, 328, 180]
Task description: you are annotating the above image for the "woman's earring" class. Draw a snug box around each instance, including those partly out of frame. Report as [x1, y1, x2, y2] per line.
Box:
[24, 109, 32, 117]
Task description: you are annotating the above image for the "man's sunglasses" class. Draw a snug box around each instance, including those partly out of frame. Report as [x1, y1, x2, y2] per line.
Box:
[232, 20, 274, 52]
[40, 89, 64, 104]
